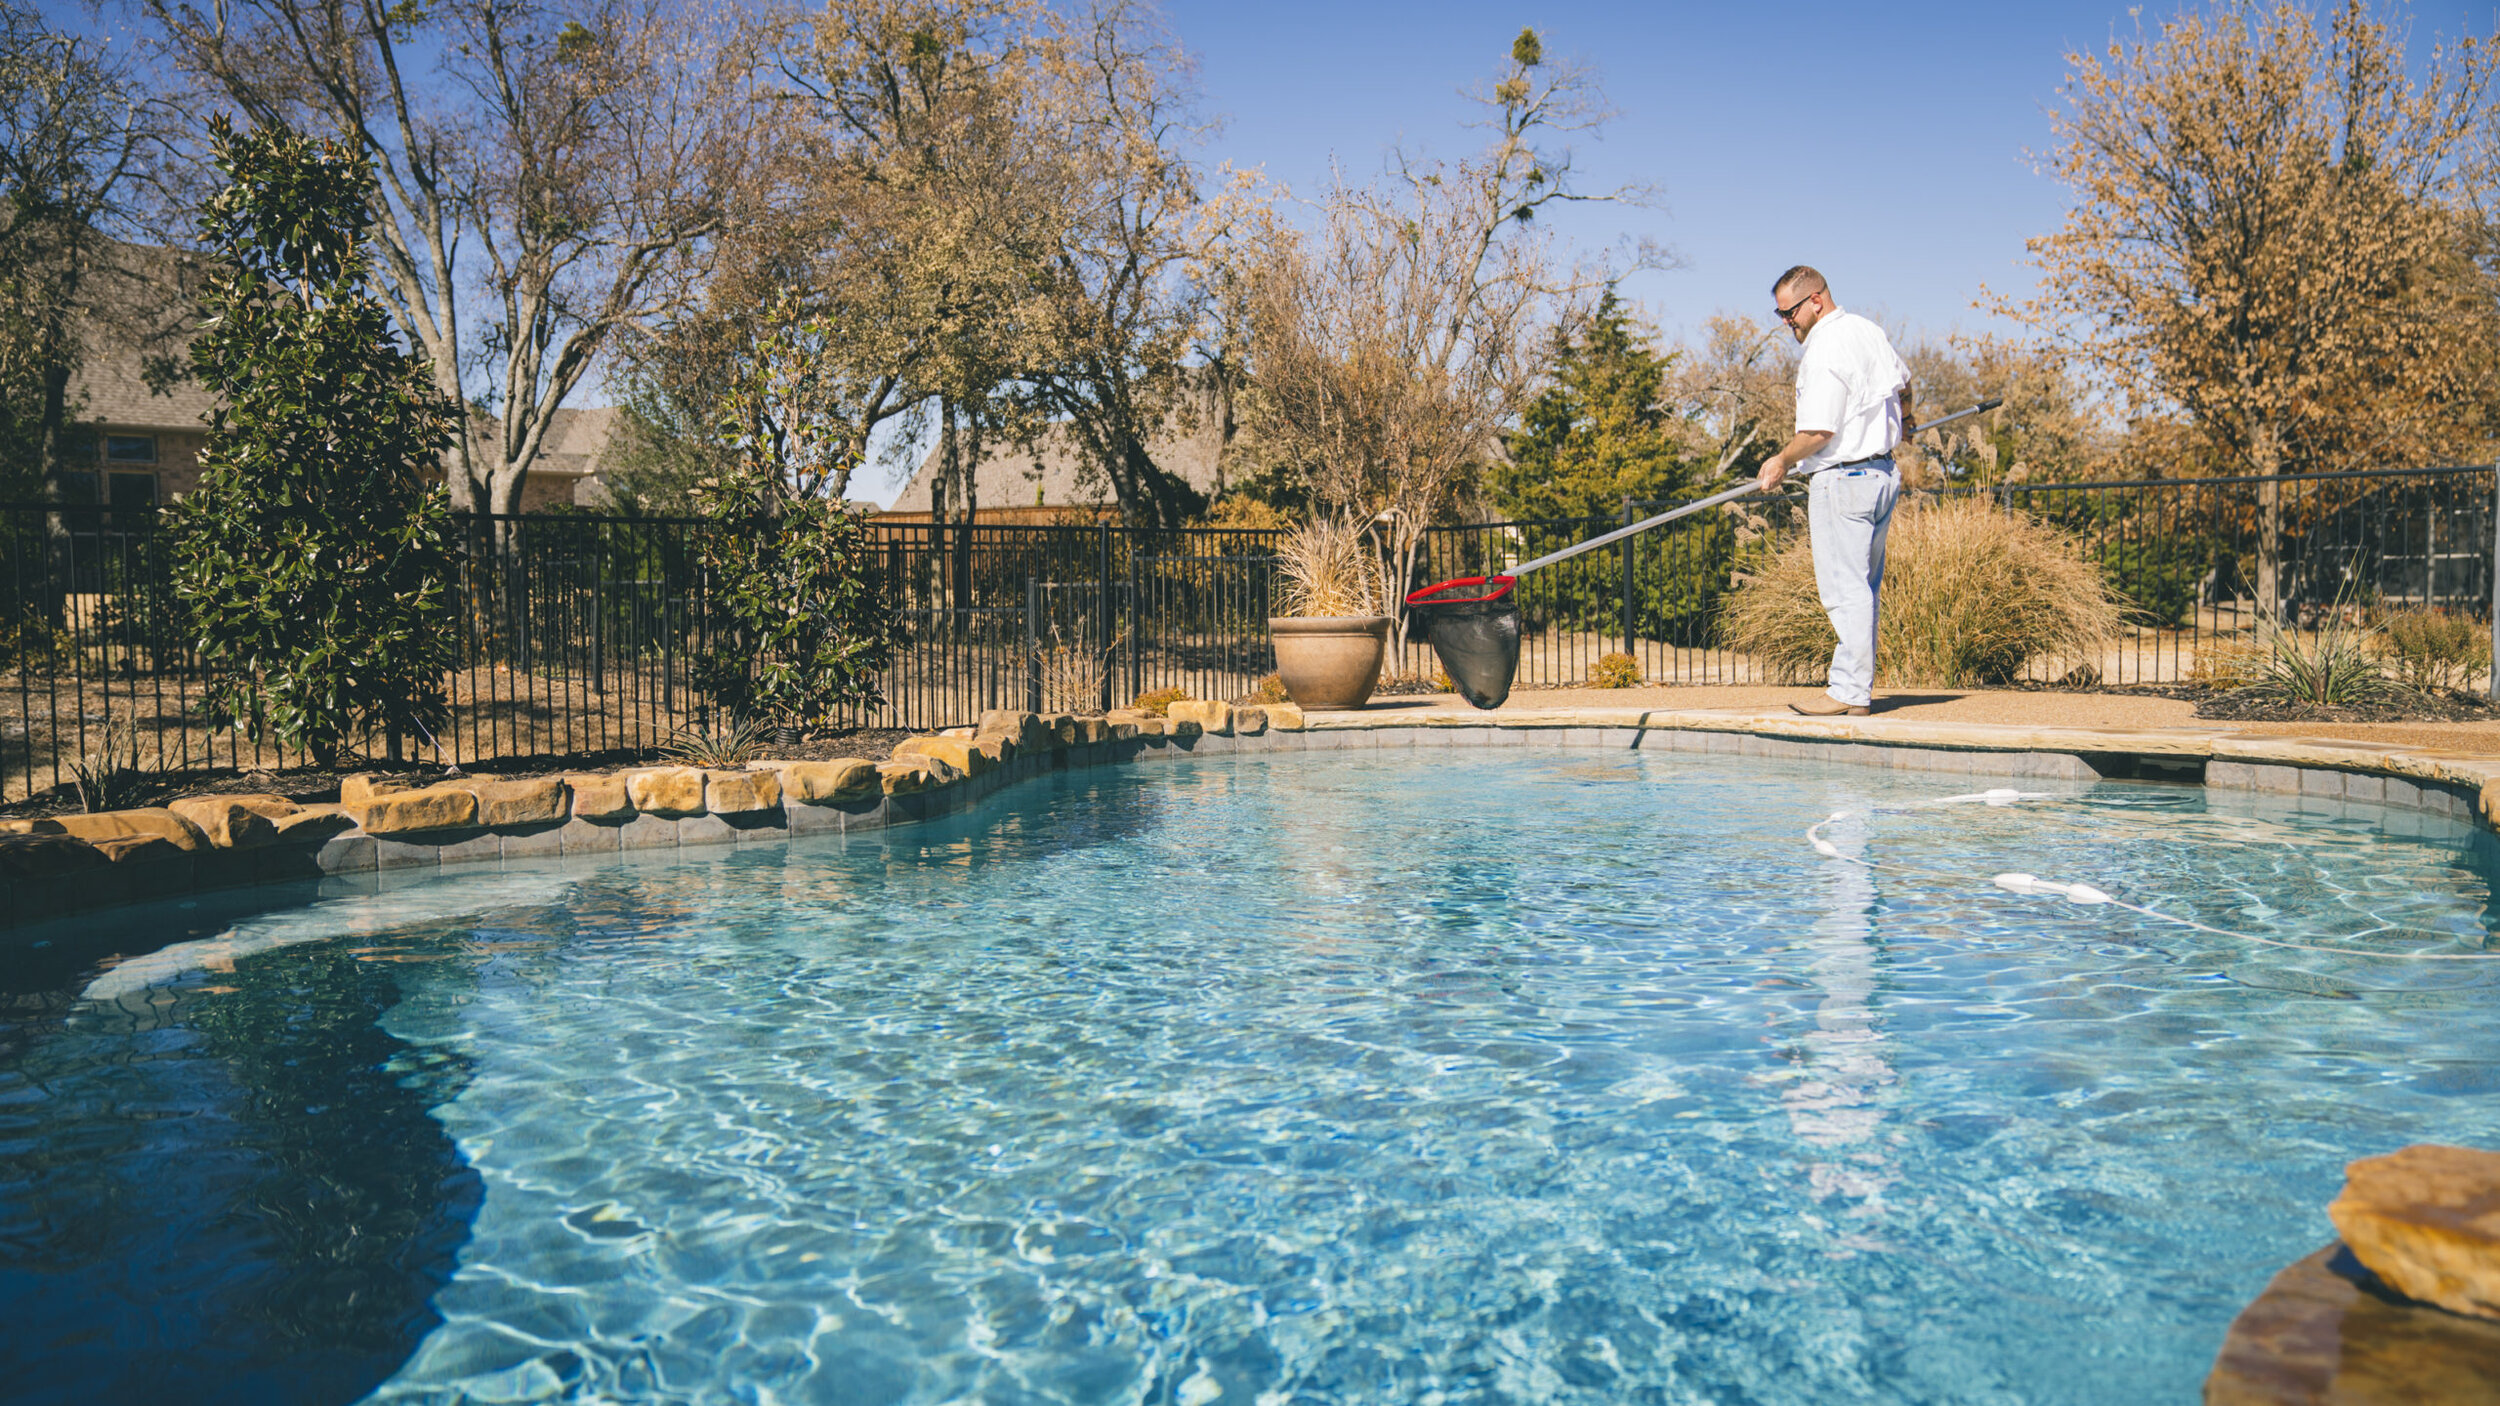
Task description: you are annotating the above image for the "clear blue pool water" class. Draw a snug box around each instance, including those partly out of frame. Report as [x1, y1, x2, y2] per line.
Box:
[8, 747, 2500, 1405]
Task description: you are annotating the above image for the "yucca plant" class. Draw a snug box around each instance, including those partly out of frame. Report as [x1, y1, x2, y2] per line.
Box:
[658, 714, 777, 767]
[2239, 603, 2396, 707]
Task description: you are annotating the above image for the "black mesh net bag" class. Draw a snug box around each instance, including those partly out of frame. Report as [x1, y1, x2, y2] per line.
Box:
[1404, 576, 1520, 711]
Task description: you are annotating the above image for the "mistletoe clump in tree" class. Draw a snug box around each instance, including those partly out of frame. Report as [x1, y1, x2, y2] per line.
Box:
[169, 118, 458, 766]
[690, 308, 906, 734]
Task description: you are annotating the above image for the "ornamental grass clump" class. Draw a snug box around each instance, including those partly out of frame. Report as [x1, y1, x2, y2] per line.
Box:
[1274, 516, 1380, 618]
[2378, 608, 2490, 693]
[1719, 497, 2125, 688]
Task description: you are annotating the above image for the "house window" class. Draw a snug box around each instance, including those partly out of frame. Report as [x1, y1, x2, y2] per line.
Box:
[109, 472, 157, 509]
[105, 435, 156, 464]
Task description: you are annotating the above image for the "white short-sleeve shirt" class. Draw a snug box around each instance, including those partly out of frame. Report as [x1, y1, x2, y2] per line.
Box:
[1793, 306, 1910, 472]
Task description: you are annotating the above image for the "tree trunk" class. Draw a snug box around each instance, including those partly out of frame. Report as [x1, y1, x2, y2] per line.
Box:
[2252, 422, 2284, 620]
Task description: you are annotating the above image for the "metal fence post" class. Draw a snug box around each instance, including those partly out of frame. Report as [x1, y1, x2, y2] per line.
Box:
[1097, 522, 1114, 712]
[1619, 498, 1636, 659]
[1025, 573, 1042, 713]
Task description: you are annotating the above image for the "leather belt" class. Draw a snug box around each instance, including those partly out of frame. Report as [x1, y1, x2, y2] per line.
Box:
[1832, 453, 1896, 470]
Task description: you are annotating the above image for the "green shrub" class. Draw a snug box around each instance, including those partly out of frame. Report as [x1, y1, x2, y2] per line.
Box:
[167, 118, 457, 766]
[1590, 651, 1641, 688]
[2378, 608, 2489, 693]
[1719, 497, 2126, 688]
[1133, 686, 1188, 716]
[1249, 673, 1289, 704]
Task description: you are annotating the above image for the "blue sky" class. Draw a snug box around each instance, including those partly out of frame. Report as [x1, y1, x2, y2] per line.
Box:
[1162, 0, 2496, 342]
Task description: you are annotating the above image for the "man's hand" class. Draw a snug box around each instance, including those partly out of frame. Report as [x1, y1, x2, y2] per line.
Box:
[1757, 429, 1833, 494]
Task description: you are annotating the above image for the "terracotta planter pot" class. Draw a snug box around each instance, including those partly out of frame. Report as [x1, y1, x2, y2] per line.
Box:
[1268, 616, 1393, 710]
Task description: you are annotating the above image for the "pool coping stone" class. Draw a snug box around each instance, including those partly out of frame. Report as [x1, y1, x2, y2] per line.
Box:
[15, 704, 2500, 931]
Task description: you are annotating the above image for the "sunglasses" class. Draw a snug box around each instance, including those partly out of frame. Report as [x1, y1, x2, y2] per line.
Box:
[1775, 290, 1821, 323]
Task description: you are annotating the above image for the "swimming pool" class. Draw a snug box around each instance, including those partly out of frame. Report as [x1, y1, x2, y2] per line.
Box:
[7, 747, 2499, 1404]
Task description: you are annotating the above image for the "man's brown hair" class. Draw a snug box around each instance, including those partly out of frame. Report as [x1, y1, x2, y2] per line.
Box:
[1771, 265, 1827, 298]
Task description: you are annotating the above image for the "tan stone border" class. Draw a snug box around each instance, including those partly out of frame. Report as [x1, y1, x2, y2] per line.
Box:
[10, 699, 2498, 932]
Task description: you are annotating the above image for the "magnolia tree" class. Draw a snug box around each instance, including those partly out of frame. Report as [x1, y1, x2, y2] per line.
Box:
[687, 311, 907, 734]
[1230, 29, 1662, 641]
[168, 119, 458, 766]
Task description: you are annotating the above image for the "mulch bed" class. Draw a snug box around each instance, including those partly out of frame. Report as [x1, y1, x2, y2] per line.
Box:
[0, 727, 917, 821]
[2190, 689, 2500, 725]
[2003, 677, 2500, 724]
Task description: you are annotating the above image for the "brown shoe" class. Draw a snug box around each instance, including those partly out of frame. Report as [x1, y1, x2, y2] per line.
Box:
[1790, 696, 1871, 717]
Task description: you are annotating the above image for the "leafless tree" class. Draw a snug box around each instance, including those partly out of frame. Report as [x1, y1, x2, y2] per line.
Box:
[140, 0, 770, 515]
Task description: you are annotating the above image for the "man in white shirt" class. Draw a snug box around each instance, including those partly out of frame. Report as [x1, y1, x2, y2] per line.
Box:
[1753, 265, 1913, 716]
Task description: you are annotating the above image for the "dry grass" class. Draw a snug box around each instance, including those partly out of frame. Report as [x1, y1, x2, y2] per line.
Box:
[1720, 497, 2127, 688]
[1275, 516, 1380, 618]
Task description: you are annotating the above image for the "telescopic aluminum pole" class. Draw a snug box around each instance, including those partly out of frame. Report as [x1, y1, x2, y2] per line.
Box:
[1504, 397, 2004, 579]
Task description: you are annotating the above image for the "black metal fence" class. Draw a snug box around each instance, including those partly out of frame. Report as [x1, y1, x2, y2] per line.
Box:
[7, 462, 2493, 803]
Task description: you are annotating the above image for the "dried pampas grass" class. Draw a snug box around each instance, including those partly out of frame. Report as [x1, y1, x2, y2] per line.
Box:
[1720, 496, 2126, 688]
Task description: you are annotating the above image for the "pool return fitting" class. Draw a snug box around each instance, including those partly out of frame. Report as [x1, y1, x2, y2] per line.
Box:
[1804, 787, 2500, 962]
[1405, 398, 2005, 710]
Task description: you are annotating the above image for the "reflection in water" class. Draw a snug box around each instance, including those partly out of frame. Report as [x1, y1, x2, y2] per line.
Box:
[0, 935, 483, 1406]
[1782, 809, 1899, 1208]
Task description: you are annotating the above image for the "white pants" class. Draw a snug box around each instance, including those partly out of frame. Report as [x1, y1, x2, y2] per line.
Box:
[1808, 463, 1899, 707]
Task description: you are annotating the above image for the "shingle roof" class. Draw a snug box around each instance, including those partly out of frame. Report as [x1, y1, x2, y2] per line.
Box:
[64, 243, 214, 432]
[887, 392, 1232, 514]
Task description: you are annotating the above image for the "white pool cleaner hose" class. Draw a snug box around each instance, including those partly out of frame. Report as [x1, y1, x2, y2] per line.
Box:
[1803, 788, 2500, 962]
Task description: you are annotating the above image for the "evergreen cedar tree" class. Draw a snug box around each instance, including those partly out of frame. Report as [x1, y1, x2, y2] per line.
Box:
[1494, 290, 1696, 523]
[168, 117, 458, 767]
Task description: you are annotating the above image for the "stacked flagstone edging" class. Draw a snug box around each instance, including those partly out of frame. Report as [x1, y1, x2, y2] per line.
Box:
[14, 698, 2500, 929]
[0, 701, 1295, 929]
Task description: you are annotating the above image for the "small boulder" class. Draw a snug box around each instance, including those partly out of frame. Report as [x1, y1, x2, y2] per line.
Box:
[453, 777, 569, 827]
[1233, 706, 1269, 736]
[705, 769, 782, 815]
[339, 774, 413, 805]
[563, 773, 635, 821]
[624, 767, 707, 817]
[876, 758, 961, 795]
[93, 834, 188, 865]
[895, 736, 990, 777]
[0, 818, 63, 835]
[773, 759, 881, 804]
[1168, 699, 1233, 736]
[977, 710, 1049, 752]
[167, 797, 280, 849]
[352, 786, 480, 836]
[53, 808, 209, 853]
[1266, 702, 1307, 731]
[272, 807, 358, 843]
[0, 832, 106, 877]
[2329, 1144, 2500, 1321]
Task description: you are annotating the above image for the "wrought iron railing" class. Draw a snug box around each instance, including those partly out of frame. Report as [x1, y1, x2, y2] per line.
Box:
[6, 462, 2492, 803]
